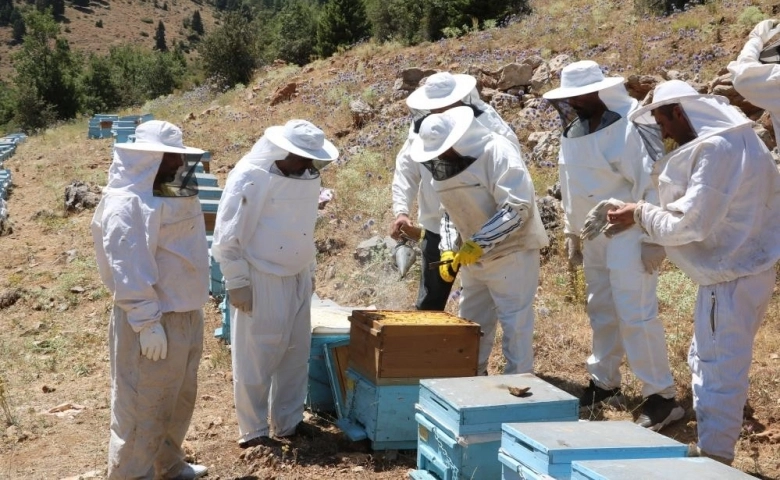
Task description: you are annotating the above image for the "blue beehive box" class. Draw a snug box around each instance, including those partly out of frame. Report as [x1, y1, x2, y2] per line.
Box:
[214, 293, 231, 341]
[199, 198, 219, 214]
[198, 186, 223, 201]
[209, 253, 225, 299]
[306, 306, 351, 413]
[410, 374, 579, 480]
[337, 367, 419, 450]
[499, 421, 688, 480]
[195, 173, 219, 188]
[571, 457, 755, 480]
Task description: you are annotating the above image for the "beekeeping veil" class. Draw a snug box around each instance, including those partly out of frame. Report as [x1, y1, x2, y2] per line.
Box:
[112, 120, 205, 197]
[241, 120, 338, 176]
[629, 80, 752, 160]
[543, 61, 636, 138]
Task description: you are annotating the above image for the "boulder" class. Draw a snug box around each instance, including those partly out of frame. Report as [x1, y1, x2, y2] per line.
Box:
[269, 82, 297, 106]
[398, 68, 438, 91]
[350, 99, 374, 128]
[64, 181, 101, 213]
[497, 63, 534, 91]
[530, 62, 551, 93]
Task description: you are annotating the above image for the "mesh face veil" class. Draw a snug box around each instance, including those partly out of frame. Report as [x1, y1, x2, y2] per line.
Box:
[153, 153, 201, 197]
[421, 152, 478, 181]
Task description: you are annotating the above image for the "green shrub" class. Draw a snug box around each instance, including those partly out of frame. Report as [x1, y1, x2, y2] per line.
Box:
[738, 6, 765, 28]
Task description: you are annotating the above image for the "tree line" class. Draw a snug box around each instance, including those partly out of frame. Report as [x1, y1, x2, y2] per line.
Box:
[0, 0, 531, 132]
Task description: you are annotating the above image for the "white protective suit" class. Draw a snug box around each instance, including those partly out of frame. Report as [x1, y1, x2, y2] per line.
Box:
[212, 137, 319, 443]
[556, 83, 677, 399]
[630, 81, 780, 460]
[433, 120, 548, 374]
[393, 93, 521, 310]
[728, 20, 780, 138]
[92, 147, 209, 479]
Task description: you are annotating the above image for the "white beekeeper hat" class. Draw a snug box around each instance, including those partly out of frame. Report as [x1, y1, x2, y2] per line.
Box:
[406, 72, 478, 110]
[409, 106, 475, 163]
[629, 80, 709, 124]
[114, 120, 204, 154]
[543, 60, 624, 100]
[264, 119, 339, 162]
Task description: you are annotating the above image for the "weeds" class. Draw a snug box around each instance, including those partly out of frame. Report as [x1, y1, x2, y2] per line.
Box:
[0, 374, 15, 426]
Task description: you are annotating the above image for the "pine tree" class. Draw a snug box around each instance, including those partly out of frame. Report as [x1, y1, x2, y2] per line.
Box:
[51, 0, 64, 16]
[316, 0, 369, 58]
[11, 8, 25, 43]
[191, 9, 203, 36]
[0, 0, 14, 26]
[154, 20, 167, 51]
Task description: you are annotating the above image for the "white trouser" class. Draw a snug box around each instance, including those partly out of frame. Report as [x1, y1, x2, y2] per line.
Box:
[108, 307, 204, 480]
[690, 267, 775, 460]
[231, 267, 312, 443]
[582, 232, 676, 398]
[459, 249, 539, 375]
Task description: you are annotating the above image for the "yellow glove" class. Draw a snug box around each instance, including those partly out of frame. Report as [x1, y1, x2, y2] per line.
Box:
[455, 240, 483, 267]
[439, 250, 457, 283]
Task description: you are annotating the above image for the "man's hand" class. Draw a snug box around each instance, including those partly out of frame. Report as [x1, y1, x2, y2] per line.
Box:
[606, 202, 638, 228]
[390, 214, 414, 240]
[228, 286, 253, 313]
[641, 243, 666, 274]
[439, 250, 458, 282]
[454, 240, 483, 267]
[139, 321, 167, 361]
[581, 198, 627, 241]
[564, 233, 583, 267]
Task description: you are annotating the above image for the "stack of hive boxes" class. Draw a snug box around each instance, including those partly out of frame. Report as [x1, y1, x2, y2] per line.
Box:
[87, 114, 118, 139]
[338, 310, 481, 450]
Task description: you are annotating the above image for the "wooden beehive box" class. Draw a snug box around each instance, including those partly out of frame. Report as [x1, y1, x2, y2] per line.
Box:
[348, 310, 480, 383]
[571, 457, 756, 480]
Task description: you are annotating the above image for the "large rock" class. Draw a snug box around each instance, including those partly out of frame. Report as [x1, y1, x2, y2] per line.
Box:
[490, 92, 521, 113]
[269, 82, 297, 106]
[497, 63, 534, 91]
[625, 74, 661, 101]
[711, 84, 763, 117]
[64, 181, 101, 213]
[398, 68, 438, 91]
[529, 131, 560, 168]
[521, 55, 545, 70]
[530, 62, 551, 93]
[548, 55, 572, 76]
[350, 99, 374, 128]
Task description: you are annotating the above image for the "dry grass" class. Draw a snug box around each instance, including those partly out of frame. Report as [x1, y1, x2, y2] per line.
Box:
[1, 0, 779, 477]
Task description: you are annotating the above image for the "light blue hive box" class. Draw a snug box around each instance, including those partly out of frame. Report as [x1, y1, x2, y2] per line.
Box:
[306, 303, 351, 413]
[571, 457, 756, 480]
[499, 421, 688, 480]
[410, 374, 578, 480]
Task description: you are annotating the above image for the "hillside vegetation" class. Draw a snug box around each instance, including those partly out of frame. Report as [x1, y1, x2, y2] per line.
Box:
[1, 0, 779, 478]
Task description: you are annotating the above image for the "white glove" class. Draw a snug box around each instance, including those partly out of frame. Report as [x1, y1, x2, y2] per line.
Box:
[228, 286, 253, 313]
[641, 243, 666, 274]
[564, 233, 583, 267]
[139, 321, 167, 361]
[581, 198, 626, 241]
[750, 19, 779, 44]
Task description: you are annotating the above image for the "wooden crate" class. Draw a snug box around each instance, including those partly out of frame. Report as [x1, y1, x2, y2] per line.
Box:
[500, 421, 688, 479]
[571, 457, 756, 480]
[348, 310, 480, 383]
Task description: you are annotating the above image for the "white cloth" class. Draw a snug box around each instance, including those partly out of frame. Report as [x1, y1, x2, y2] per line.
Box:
[435, 127, 548, 259]
[558, 85, 657, 235]
[91, 148, 210, 332]
[212, 138, 320, 287]
[728, 21, 780, 138]
[392, 99, 520, 233]
[558, 83, 675, 399]
[636, 102, 780, 286]
[459, 249, 539, 374]
[582, 231, 675, 398]
[429, 126, 546, 374]
[108, 307, 204, 479]
[230, 268, 312, 441]
[689, 267, 775, 460]
[212, 136, 320, 442]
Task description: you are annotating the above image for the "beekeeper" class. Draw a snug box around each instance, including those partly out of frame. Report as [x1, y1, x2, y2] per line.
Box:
[605, 80, 780, 464]
[410, 106, 548, 375]
[212, 120, 338, 448]
[728, 19, 780, 138]
[390, 71, 520, 310]
[542, 61, 683, 431]
[91, 121, 209, 480]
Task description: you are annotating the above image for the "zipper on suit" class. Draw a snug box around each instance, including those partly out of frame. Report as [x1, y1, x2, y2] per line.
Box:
[709, 291, 716, 337]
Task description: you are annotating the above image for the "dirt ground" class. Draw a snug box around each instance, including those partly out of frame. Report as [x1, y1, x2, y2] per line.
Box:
[2, 0, 780, 477]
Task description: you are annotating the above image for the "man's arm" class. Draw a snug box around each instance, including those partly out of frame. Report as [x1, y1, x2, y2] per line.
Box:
[728, 20, 780, 113]
[101, 197, 162, 332]
[212, 166, 269, 290]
